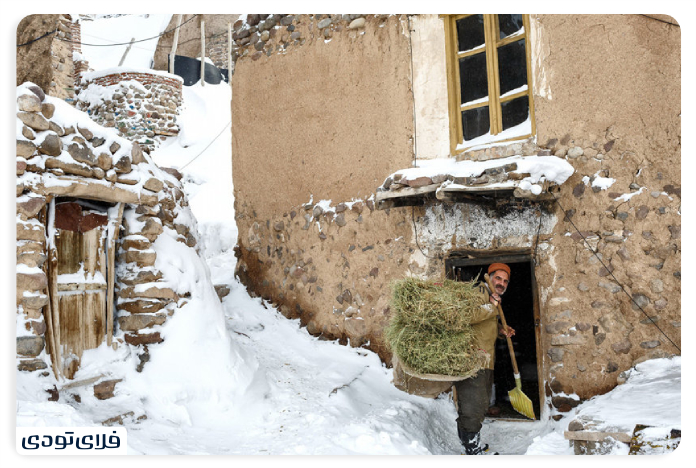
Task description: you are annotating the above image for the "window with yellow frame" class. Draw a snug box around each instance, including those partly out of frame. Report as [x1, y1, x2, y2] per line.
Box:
[444, 14, 536, 154]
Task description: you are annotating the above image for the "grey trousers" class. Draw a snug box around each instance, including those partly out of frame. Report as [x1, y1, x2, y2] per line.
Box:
[454, 369, 494, 435]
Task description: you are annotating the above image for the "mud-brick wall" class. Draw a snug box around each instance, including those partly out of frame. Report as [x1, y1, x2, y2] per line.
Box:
[232, 15, 415, 359]
[76, 71, 183, 153]
[527, 14, 681, 404]
[16, 14, 77, 101]
[232, 14, 414, 219]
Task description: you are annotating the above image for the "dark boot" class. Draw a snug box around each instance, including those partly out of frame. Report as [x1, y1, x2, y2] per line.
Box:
[461, 431, 489, 455]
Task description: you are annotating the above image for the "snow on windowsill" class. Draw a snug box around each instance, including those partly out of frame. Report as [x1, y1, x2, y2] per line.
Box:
[456, 117, 532, 152]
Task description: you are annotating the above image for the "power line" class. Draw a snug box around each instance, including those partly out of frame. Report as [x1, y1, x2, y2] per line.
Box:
[180, 121, 231, 170]
[552, 193, 680, 353]
[17, 14, 198, 48]
[80, 32, 165, 53]
[57, 14, 199, 47]
[639, 14, 680, 28]
[17, 28, 58, 47]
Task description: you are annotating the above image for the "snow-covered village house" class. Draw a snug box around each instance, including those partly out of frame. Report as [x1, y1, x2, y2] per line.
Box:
[227, 14, 681, 421]
[15, 14, 210, 389]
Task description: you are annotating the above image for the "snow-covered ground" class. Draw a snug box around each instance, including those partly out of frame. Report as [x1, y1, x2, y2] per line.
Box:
[9, 13, 687, 464]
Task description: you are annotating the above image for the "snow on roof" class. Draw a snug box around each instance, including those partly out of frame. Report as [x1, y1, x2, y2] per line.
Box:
[81, 67, 183, 83]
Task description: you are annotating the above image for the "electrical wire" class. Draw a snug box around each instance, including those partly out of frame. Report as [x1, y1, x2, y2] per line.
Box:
[79, 32, 168, 53]
[552, 193, 681, 353]
[17, 28, 58, 47]
[17, 14, 198, 48]
[57, 14, 199, 47]
[639, 14, 680, 27]
[180, 121, 231, 170]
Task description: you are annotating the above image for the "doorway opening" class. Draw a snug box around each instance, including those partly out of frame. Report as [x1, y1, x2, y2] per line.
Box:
[45, 198, 123, 379]
[446, 252, 541, 421]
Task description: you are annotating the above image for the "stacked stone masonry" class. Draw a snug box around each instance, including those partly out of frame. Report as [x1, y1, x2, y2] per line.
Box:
[16, 82, 197, 378]
[16, 15, 77, 102]
[229, 14, 371, 70]
[206, 32, 231, 71]
[76, 72, 182, 153]
[49, 15, 77, 101]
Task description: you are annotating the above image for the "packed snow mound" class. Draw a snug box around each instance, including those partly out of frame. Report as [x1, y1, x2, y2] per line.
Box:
[526, 356, 681, 455]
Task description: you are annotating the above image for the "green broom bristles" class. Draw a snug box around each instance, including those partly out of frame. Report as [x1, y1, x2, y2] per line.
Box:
[386, 277, 487, 376]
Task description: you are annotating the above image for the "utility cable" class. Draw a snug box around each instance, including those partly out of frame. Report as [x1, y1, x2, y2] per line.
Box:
[17, 14, 198, 48]
[552, 193, 681, 353]
[639, 14, 680, 27]
[57, 14, 199, 47]
[180, 121, 231, 170]
[17, 28, 58, 47]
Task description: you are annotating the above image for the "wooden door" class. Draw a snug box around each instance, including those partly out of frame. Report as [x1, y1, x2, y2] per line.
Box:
[53, 202, 109, 379]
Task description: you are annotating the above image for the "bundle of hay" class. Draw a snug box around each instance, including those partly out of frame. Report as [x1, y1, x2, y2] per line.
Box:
[385, 277, 488, 377]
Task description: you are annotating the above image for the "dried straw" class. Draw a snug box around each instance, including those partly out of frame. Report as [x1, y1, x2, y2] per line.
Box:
[386, 277, 487, 376]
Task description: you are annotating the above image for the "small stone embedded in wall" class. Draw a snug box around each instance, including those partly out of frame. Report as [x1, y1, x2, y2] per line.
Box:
[611, 339, 632, 354]
[631, 294, 650, 311]
[548, 347, 564, 362]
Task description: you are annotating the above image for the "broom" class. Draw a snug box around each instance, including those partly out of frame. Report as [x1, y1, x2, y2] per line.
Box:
[485, 273, 535, 420]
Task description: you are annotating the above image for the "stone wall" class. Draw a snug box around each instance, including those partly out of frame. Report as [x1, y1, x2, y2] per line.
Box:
[75, 71, 183, 153]
[235, 197, 414, 359]
[16, 14, 77, 101]
[206, 32, 230, 70]
[231, 14, 680, 409]
[16, 82, 197, 377]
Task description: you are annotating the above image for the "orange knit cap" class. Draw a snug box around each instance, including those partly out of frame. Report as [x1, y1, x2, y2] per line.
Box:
[488, 263, 511, 278]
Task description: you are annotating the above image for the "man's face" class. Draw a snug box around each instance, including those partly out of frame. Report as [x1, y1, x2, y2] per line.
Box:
[491, 270, 509, 296]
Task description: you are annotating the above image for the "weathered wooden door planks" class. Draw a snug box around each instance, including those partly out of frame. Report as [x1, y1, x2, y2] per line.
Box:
[53, 202, 109, 379]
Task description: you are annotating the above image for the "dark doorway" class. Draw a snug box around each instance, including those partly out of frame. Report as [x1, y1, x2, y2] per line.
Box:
[446, 253, 541, 421]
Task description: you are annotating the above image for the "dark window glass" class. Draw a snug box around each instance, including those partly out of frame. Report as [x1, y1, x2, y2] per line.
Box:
[462, 106, 490, 140]
[497, 39, 527, 96]
[498, 14, 524, 39]
[501, 96, 529, 130]
[456, 15, 485, 52]
[459, 52, 488, 104]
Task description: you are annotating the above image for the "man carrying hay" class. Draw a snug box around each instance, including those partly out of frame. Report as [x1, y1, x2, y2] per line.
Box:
[455, 263, 515, 455]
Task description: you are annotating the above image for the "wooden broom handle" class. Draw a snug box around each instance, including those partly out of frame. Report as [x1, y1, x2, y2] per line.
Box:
[485, 274, 520, 376]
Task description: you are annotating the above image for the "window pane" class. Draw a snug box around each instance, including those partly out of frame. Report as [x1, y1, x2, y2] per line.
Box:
[498, 14, 524, 39]
[497, 39, 527, 96]
[501, 96, 529, 130]
[456, 15, 485, 52]
[462, 106, 490, 141]
[459, 52, 488, 104]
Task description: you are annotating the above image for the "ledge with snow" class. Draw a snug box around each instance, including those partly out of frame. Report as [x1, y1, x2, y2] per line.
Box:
[375, 155, 575, 209]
